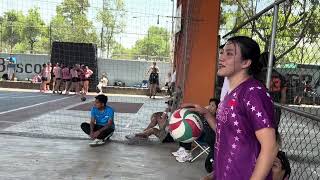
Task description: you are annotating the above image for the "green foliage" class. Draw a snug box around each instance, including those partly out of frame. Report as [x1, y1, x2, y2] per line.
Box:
[22, 8, 46, 53]
[51, 0, 98, 44]
[1, 10, 25, 51]
[221, 0, 320, 65]
[131, 26, 170, 61]
[98, 0, 126, 58]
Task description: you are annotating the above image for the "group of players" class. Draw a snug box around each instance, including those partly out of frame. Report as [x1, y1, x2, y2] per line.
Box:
[38, 62, 93, 96]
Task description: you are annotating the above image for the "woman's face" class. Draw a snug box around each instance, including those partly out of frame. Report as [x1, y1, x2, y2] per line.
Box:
[272, 157, 286, 180]
[217, 42, 247, 77]
[207, 101, 217, 114]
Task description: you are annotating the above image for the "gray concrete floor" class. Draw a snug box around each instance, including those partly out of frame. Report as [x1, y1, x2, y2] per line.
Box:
[0, 135, 206, 180]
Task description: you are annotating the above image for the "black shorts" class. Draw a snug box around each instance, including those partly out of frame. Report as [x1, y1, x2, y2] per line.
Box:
[149, 73, 159, 85]
[63, 79, 70, 82]
[72, 77, 80, 82]
[41, 77, 48, 82]
[83, 78, 90, 81]
[55, 78, 61, 80]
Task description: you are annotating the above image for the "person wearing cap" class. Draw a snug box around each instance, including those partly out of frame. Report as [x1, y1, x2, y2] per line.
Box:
[5, 54, 17, 81]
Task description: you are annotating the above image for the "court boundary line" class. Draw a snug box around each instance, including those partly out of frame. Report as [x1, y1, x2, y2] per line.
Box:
[0, 96, 74, 115]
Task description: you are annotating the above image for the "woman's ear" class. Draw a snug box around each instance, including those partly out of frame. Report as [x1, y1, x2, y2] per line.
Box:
[241, 59, 252, 69]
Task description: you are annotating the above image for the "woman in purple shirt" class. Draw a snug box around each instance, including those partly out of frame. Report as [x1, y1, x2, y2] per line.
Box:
[183, 36, 278, 180]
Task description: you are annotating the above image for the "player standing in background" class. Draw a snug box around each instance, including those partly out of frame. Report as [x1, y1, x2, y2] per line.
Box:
[79, 64, 86, 94]
[83, 66, 93, 95]
[70, 64, 80, 95]
[53, 63, 62, 94]
[40, 64, 50, 92]
[62, 65, 72, 95]
[146, 62, 160, 99]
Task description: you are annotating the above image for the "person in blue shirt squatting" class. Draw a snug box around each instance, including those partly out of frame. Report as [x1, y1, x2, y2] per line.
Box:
[81, 94, 115, 146]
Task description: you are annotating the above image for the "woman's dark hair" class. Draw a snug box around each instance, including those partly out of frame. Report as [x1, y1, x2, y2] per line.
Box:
[219, 44, 225, 49]
[95, 95, 108, 106]
[259, 52, 277, 69]
[227, 36, 262, 75]
[42, 64, 47, 67]
[277, 151, 291, 180]
[209, 98, 220, 107]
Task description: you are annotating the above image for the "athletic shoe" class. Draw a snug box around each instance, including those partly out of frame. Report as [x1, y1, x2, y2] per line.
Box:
[103, 132, 113, 142]
[176, 151, 192, 163]
[89, 139, 105, 146]
[172, 147, 186, 157]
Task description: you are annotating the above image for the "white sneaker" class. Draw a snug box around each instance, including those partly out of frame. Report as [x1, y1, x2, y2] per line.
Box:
[176, 151, 193, 163]
[89, 139, 105, 146]
[172, 147, 186, 157]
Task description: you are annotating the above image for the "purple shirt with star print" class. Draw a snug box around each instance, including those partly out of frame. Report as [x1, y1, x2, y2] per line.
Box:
[214, 78, 275, 180]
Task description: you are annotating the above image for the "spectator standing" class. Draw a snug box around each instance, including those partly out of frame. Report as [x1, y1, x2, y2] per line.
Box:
[6, 54, 17, 81]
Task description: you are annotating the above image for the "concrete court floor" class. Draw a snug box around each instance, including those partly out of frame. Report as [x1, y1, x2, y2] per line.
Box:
[0, 135, 206, 180]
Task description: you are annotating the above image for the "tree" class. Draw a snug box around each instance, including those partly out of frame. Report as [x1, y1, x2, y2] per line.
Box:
[2, 10, 24, 52]
[111, 42, 133, 60]
[132, 26, 170, 61]
[51, 0, 98, 44]
[221, 0, 320, 64]
[98, 0, 126, 58]
[22, 8, 46, 53]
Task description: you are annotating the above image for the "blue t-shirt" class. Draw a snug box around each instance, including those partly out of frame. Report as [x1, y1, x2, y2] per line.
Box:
[7, 57, 17, 68]
[91, 106, 115, 129]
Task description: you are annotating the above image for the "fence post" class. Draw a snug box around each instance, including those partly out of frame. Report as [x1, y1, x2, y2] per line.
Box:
[266, 4, 279, 89]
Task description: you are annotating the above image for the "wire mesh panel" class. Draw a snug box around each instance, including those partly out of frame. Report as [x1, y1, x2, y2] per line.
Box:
[278, 107, 320, 180]
[0, 0, 175, 144]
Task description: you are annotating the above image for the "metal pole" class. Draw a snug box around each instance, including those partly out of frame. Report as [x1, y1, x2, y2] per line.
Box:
[266, 4, 279, 89]
[100, 27, 104, 58]
[274, 103, 320, 122]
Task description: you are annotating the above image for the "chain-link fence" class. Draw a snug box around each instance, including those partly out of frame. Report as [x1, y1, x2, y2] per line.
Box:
[220, 0, 320, 179]
[0, 0, 174, 62]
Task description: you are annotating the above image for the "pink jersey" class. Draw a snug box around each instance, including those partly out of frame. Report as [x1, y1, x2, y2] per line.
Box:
[70, 69, 78, 78]
[62, 68, 71, 80]
[41, 68, 50, 78]
[84, 69, 93, 78]
[53, 67, 62, 78]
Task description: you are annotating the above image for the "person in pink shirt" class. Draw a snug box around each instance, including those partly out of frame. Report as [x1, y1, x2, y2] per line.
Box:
[69, 64, 80, 95]
[83, 65, 93, 95]
[46, 62, 52, 92]
[40, 64, 50, 92]
[62, 65, 71, 95]
[53, 63, 62, 94]
[79, 64, 86, 94]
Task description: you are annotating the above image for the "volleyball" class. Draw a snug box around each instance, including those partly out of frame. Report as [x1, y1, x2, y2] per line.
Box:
[168, 108, 203, 143]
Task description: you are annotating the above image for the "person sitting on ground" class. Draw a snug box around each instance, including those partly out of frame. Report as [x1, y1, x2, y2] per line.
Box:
[172, 98, 219, 163]
[125, 108, 173, 143]
[80, 94, 115, 146]
[97, 73, 108, 94]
